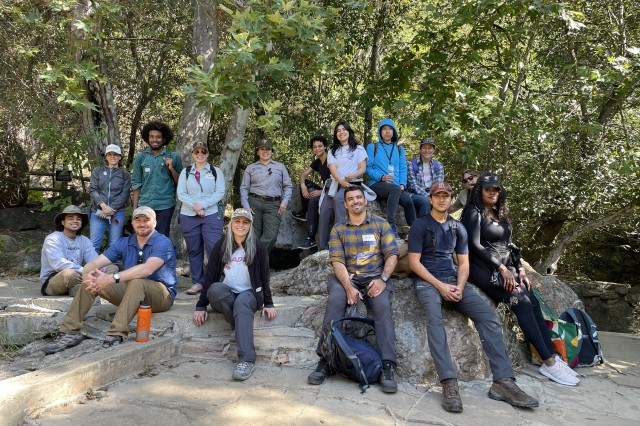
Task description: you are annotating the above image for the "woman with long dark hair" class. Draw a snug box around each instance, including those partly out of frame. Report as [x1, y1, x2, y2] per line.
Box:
[326, 121, 368, 222]
[192, 208, 277, 381]
[462, 172, 579, 386]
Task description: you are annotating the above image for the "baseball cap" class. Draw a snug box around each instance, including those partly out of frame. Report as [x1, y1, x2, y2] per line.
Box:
[478, 172, 502, 190]
[420, 138, 436, 148]
[132, 206, 156, 220]
[430, 182, 453, 195]
[231, 208, 253, 222]
[192, 141, 208, 153]
[255, 139, 273, 151]
[105, 144, 122, 155]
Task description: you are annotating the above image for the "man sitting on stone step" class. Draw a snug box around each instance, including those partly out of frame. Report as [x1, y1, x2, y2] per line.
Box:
[407, 182, 539, 413]
[44, 206, 177, 353]
[307, 186, 400, 393]
[39, 205, 117, 296]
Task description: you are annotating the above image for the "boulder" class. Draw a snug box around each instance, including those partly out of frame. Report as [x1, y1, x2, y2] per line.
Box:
[272, 252, 581, 383]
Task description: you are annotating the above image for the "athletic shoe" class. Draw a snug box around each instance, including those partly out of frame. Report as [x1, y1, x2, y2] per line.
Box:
[380, 362, 398, 393]
[297, 237, 317, 250]
[186, 283, 203, 295]
[232, 361, 256, 381]
[292, 211, 307, 222]
[540, 361, 580, 386]
[43, 332, 84, 355]
[308, 358, 334, 385]
[489, 378, 539, 408]
[555, 355, 579, 377]
[102, 335, 125, 348]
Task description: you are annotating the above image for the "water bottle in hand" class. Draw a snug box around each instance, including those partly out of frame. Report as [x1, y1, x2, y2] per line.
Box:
[387, 164, 395, 181]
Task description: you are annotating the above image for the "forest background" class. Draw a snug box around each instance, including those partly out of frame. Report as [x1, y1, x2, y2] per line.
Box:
[0, 0, 638, 284]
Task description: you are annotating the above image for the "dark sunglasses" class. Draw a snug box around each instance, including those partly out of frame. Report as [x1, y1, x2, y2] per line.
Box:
[137, 250, 144, 264]
[268, 168, 272, 176]
[462, 176, 476, 183]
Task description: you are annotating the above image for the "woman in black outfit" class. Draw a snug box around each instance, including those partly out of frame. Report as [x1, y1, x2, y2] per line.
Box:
[462, 172, 579, 386]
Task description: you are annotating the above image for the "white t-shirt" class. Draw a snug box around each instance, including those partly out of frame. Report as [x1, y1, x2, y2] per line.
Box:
[420, 162, 433, 190]
[223, 248, 251, 293]
[327, 145, 368, 180]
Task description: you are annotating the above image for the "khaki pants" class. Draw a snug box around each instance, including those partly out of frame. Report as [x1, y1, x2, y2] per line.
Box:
[60, 278, 173, 338]
[45, 265, 119, 295]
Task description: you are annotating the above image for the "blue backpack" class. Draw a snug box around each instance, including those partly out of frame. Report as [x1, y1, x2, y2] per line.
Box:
[321, 317, 383, 393]
[559, 308, 604, 366]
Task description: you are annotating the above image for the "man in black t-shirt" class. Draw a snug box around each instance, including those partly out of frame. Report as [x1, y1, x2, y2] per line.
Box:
[294, 135, 332, 249]
[407, 182, 538, 413]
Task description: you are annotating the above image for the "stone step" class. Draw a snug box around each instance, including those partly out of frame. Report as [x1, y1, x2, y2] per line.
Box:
[179, 326, 319, 368]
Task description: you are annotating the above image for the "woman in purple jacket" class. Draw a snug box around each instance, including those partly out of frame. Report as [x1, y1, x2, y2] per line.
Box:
[192, 208, 277, 381]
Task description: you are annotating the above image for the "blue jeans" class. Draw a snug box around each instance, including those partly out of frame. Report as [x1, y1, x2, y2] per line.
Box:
[410, 193, 431, 218]
[90, 210, 126, 253]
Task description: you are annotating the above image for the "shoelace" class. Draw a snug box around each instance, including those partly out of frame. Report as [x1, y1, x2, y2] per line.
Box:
[444, 382, 459, 397]
[237, 362, 250, 371]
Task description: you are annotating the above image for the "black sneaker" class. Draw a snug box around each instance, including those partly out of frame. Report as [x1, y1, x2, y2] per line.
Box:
[308, 358, 334, 385]
[43, 332, 84, 355]
[292, 210, 307, 222]
[380, 362, 398, 393]
[102, 335, 125, 348]
[297, 237, 317, 250]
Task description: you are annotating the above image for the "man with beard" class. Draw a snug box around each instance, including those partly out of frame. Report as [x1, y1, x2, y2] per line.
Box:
[307, 186, 400, 393]
[44, 206, 178, 354]
[132, 121, 183, 237]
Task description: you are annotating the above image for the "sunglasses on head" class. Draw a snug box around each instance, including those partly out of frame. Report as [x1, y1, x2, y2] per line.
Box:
[463, 176, 476, 183]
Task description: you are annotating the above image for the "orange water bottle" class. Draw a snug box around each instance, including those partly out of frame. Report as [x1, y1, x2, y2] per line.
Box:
[135, 302, 151, 342]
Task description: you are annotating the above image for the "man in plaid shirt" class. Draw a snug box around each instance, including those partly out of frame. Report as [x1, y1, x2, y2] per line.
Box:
[307, 186, 400, 393]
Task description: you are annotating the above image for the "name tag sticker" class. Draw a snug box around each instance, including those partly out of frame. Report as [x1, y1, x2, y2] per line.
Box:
[362, 234, 376, 242]
[144, 167, 151, 173]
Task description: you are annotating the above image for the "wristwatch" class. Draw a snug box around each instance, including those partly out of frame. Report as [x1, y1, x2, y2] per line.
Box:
[113, 273, 120, 283]
[380, 275, 389, 283]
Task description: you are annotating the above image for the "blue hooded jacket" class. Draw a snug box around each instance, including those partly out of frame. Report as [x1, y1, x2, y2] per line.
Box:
[365, 118, 407, 187]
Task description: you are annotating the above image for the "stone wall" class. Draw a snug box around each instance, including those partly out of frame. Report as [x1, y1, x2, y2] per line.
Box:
[565, 280, 640, 333]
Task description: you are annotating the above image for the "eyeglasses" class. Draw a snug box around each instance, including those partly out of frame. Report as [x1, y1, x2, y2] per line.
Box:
[462, 176, 476, 183]
[137, 250, 144, 264]
[193, 150, 207, 155]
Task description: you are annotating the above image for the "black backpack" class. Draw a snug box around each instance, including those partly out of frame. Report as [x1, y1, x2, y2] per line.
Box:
[321, 317, 383, 393]
[559, 308, 604, 366]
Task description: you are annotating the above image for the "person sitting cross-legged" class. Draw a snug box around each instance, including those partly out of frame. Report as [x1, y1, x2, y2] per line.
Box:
[44, 206, 178, 354]
[407, 182, 539, 413]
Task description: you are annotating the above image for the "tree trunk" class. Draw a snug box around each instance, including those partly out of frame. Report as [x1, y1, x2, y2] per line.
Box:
[218, 106, 251, 201]
[535, 202, 638, 275]
[363, 3, 387, 145]
[172, 0, 220, 256]
[72, 1, 121, 164]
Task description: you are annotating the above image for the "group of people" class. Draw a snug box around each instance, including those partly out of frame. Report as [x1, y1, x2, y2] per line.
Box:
[38, 118, 579, 410]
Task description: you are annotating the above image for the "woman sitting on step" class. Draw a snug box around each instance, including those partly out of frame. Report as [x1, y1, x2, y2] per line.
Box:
[192, 208, 277, 381]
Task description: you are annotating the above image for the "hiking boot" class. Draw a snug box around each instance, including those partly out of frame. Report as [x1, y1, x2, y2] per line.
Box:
[308, 358, 334, 385]
[186, 283, 203, 295]
[380, 362, 398, 394]
[292, 210, 307, 222]
[540, 361, 580, 386]
[297, 237, 317, 250]
[102, 335, 125, 349]
[43, 332, 84, 355]
[232, 361, 256, 381]
[441, 378, 463, 412]
[488, 378, 539, 408]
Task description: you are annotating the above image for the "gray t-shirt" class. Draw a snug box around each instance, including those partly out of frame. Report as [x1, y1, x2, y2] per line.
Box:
[39, 231, 97, 283]
[222, 248, 252, 293]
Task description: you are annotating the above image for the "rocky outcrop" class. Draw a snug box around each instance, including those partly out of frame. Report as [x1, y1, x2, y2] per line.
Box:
[272, 251, 581, 382]
[565, 280, 639, 333]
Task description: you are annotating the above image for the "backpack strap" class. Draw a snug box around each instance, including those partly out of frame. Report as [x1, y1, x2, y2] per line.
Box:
[184, 165, 217, 195]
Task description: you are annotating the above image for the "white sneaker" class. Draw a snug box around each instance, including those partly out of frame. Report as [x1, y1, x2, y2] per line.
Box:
[540, 362, 580, 386]
[555, 355, 579, 377]
[232, 361, 255, 381]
